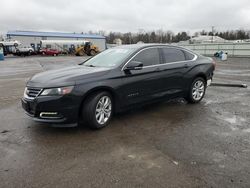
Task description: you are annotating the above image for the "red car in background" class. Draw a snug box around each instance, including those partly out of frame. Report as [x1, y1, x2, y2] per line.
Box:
[40, 48, 59, 56]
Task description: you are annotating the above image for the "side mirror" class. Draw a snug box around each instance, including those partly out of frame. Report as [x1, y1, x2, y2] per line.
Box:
[124, 61, 143, 71]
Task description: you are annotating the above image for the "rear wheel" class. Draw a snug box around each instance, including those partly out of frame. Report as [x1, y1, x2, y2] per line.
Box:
[89, 50, 96, 56]
[82, 92, 113, 129]
[185, 77, 206, 103]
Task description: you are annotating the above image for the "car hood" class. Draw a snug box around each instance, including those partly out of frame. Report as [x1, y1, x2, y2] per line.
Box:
[27, 65, 111, 88]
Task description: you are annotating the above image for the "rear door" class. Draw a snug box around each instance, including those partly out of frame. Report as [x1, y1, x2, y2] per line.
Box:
[158, 47, 196, 96]
[119, 47, 163, 107]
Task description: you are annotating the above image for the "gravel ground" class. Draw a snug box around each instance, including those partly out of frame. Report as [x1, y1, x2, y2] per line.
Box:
[0, 55, 249, 188]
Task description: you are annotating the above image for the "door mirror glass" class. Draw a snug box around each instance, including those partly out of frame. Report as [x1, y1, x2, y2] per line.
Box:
[124, 61, 143, 71]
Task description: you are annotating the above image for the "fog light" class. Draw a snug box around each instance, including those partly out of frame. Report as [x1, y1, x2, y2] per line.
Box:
[40, 112, 61, 119]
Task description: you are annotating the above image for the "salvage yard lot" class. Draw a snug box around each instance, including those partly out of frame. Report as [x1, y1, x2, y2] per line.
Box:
[0, 56, 250, 187]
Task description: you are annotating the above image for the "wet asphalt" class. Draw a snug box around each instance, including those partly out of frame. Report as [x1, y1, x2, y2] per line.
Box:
[0, 55, 250, 188]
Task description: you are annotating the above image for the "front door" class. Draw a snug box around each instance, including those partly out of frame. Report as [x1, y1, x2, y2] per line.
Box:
[119, 47, 163, 107]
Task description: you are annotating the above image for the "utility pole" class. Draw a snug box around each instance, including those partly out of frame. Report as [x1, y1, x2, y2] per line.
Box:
[212, 26, 215, 43]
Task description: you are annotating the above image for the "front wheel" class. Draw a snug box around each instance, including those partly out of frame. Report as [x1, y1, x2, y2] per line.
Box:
[185, 77, 206, 103]
[89, 50, 96, 56]
[82, 92, 113, 129]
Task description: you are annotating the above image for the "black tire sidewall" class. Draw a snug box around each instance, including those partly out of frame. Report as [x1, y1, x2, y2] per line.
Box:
[83, 92, 113, 129]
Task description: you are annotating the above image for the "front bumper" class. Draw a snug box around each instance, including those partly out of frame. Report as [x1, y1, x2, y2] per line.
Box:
[21, 95, 80, 126]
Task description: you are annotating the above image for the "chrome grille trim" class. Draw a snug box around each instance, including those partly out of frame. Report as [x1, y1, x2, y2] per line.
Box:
[24, 87, 42, 99]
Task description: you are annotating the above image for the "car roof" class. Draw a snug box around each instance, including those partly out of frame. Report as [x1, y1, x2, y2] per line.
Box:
[114, 43, 171, 49]
[113, 43, 198, 56]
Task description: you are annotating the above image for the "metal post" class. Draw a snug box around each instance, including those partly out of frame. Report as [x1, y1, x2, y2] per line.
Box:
[0, 44, 4, 61]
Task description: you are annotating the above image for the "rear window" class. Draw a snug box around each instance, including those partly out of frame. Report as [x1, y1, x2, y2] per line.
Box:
[162, 48, 185, 63]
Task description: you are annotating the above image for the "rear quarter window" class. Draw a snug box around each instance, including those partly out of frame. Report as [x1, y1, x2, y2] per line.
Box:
[183, 50, 195, 60]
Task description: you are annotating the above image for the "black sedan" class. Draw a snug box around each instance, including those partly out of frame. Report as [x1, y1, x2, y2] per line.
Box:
[22, 44, 215, 129]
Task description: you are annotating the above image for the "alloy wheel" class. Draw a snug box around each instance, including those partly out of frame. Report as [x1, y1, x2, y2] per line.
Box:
[95, 96, 112, 125]
[192, 80, 205, 101]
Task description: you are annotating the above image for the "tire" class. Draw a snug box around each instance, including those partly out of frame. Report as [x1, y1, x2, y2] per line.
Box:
[82, 91, 113, 129]
[89, 50, 96, 56]
[185, 77, 206, 103]
[53, 53, 56, 56]
[77, 50, 85, 56]
[42, 52, 45, 55]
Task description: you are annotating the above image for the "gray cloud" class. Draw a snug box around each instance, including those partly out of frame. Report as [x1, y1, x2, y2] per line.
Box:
[1, 0, 250, 35]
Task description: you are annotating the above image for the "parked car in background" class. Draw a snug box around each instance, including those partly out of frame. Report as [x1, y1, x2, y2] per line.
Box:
[0, 40, 21, 47]
[22, 44, 215, 129]
[0, 40, 22, 56]
[40, 48, 59, 56]
[13, 46, 35, 56]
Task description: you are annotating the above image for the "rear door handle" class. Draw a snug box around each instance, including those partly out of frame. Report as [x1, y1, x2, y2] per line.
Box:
[183, 64, 190, 68]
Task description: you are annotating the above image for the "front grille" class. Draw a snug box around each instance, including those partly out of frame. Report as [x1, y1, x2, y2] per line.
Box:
[25, 87, 42, 99]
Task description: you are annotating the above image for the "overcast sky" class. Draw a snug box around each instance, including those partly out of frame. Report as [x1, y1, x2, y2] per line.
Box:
[1, 0, 250, 35]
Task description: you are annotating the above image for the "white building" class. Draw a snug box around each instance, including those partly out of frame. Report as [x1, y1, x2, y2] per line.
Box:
[189, 35, 226, 44]
[113, 38, 122, 45]
[6, 30, 107, 51]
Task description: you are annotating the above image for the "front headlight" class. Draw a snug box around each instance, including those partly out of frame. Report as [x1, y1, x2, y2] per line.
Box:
[40, 86, 74, 96]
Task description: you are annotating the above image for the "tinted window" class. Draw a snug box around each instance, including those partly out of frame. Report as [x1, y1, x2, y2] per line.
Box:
[132, 48, 160, 66]
[183, 50, 195, 60]
[162, 48, 185, 63]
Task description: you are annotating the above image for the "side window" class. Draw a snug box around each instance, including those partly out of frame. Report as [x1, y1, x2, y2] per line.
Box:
[132, 48, 160, 66]
[162, 48, 185, 63]
[183, 50, 195, 60]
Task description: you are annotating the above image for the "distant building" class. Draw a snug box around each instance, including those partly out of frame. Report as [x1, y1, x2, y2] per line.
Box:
[137, 41, 144, 44]
[113, 38, 122, 45]
[189, 35, 226, 44]
[6, 30, 106, 51]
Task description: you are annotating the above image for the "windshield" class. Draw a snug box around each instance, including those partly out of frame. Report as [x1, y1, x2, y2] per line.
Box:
[83, 48, 135, 68]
